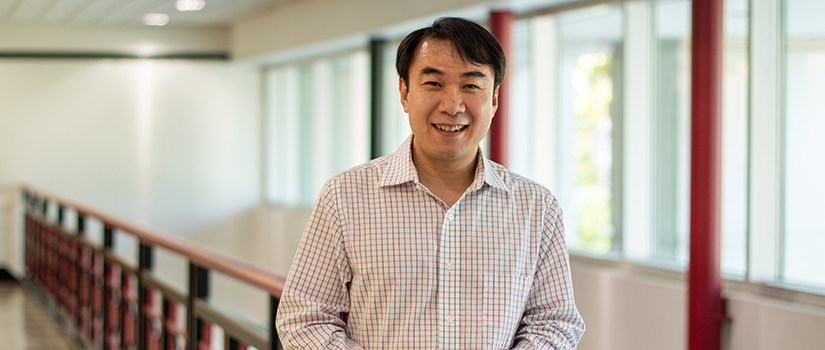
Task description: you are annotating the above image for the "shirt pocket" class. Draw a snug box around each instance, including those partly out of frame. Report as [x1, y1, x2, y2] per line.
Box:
[482, 273, 534, 348]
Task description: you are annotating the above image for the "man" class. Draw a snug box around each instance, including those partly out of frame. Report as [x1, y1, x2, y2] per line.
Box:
[277, 17, 585, 349]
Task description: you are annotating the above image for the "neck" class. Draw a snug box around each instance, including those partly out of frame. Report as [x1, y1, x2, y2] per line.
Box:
[411, 145, 478, 207]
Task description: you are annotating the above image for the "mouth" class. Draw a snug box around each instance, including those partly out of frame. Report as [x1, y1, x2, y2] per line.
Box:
[433, 124, 467, 132]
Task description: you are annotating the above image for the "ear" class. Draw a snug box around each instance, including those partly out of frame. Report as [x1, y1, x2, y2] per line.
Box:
[491, 85, 500, 116]
[399, 78, 410, 113]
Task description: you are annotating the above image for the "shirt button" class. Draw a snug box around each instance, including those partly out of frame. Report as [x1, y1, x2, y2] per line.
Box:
[446, 262, 454, 271]
[446, 315, 454, 324]
[446, 213, 455, 221]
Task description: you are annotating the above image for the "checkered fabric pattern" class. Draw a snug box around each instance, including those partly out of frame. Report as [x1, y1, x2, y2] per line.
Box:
[277, 136, 585, 349]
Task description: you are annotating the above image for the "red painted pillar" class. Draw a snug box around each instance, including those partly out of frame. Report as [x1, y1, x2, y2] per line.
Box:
[489, 10, 512, 167]
[689, 0, 725, 349]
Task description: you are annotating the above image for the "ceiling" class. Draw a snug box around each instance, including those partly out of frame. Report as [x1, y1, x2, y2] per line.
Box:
[0, 0, 293, 28]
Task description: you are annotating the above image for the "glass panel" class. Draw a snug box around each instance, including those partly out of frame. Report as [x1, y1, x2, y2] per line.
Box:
[556, 5, 622, 254]
[650, 0, 691, 265]
[265, 66, 301, 206]
[298, 63, 316, 205]
[381, 40, 410, 157]
[621, 0, 654, 263]
[265, 51, 370, 206]
[721, 0, 749, 277]
[783, 0, 825, 289]
[508, 19, 536, 178]
[508, 15, 559, 204]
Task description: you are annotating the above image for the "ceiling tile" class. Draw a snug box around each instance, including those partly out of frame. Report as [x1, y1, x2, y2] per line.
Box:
[1, 0, 290, 28]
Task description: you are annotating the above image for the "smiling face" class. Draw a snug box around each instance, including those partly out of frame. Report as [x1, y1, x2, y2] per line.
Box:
[400, 38, 499, 169]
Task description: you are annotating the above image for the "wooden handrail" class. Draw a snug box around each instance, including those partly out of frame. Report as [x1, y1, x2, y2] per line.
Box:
[23, 185, 285, 297]
[21, 184, 287, 349]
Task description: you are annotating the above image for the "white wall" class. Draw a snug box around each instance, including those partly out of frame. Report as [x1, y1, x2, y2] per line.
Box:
[0, 58, 262, 274]
[569, 259, 825, 350]
[571, 261, 686, 350]
[725, 290, 825, 350]
[0, 186, 22, 274]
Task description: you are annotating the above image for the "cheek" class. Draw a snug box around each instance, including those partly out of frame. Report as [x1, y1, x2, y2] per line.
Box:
[408, 93, 438, 113]
[470, 97, 496, 117]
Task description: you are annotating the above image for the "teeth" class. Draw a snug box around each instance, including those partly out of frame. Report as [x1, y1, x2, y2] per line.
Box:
[435, 124, 465, 132]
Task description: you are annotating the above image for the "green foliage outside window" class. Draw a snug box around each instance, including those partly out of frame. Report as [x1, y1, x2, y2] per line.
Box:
[571, 52, 614, 252]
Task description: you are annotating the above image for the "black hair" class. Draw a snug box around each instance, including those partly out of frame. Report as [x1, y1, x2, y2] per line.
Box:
[396, 17, 506, 89]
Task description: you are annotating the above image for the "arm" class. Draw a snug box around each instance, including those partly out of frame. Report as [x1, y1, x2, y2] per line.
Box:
[276, 181, 364, 349]
[511, 199, 585, 349]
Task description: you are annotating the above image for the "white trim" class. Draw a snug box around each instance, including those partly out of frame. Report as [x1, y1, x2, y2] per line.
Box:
[622, 0, 653, 260]
[747, 0, 783, 284]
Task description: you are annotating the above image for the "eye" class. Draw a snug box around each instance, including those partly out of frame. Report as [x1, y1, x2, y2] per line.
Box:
[464, 84, 480, 89]
[424, 81, 441, 87]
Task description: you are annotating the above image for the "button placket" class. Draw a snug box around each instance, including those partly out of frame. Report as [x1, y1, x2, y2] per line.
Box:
[438, 207, 461, 342]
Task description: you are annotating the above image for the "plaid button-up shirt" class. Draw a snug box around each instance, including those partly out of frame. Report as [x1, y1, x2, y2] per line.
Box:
[277, 136, 585, 349]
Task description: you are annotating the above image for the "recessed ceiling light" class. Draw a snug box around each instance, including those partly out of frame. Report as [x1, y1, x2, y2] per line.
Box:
[144, 13, 170, 26]
[176, 0, 206, 12]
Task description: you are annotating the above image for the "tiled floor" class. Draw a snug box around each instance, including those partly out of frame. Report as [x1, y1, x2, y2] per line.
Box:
[0, 281, 78, 350]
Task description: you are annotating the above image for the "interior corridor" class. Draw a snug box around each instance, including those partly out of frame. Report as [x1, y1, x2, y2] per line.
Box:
[0, 278, 78, 350]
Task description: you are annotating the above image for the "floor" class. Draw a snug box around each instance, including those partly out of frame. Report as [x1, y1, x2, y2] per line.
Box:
[0, 280, 78, 350]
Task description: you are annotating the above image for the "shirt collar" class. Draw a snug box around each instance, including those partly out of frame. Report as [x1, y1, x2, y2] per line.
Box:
[477, 153, 510, 193]
[379, 135, 510, 193]
[379, 135, 419, 187]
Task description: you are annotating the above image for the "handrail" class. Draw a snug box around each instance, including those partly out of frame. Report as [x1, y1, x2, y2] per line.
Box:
[25, 186, 286, 297]
[21, 185, 286, 350]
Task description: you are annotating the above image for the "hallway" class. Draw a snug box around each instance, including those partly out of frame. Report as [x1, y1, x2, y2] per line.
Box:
[0, 279, 78, 350]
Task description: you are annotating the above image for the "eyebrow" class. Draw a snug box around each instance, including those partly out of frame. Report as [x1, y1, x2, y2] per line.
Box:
[420, 66, 488, 79]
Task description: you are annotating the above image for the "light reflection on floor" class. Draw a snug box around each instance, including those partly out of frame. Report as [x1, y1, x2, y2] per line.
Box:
[0, 281, 77, 350]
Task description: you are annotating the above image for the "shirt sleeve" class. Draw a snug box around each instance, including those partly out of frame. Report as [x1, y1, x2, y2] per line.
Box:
[276, 180, 364, 349]
[511, 197, 586, 349]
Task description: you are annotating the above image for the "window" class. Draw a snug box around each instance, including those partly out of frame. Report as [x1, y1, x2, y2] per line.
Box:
[721, 0, 749, 277]
[265, 51, 370, 206]
[782, 0, 825, 288]
[556, 5, 623, 255]
[508, 19, 538, 181]
[379, 40, 411, 157]
[509, 4, 623, 255]
[508, 0, 757, 275]
[646, 0, 692, 265]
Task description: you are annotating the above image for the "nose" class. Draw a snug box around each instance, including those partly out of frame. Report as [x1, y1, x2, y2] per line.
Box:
[438, 88, 465, 116]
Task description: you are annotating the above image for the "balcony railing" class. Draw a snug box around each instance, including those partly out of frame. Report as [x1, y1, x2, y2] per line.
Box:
[22, 186, 286, 350]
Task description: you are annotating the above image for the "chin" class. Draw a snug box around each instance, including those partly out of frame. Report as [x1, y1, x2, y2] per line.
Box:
[436, 149, 472, 161]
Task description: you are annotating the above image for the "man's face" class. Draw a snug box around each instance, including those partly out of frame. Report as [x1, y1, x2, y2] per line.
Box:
[400, 38, 499, 167]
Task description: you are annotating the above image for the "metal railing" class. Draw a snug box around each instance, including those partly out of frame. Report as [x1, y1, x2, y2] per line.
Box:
[22, 186, 285, 350]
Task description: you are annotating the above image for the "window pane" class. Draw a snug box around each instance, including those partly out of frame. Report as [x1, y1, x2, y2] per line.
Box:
[380, 40, 410, 157]
[298, 63, 316, 205]
[508, 19, 536, 179]
[265, 51, 370, 206]
[265, 66, 301, 205]
[650, 0, 691, 265]
[556, 5, 622, 254]
[509, 15, 560, 210]
[783, 0, 825, 289]
[721, 0, 749, 277]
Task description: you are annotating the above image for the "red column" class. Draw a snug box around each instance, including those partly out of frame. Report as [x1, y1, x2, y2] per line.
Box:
[689, 0, 725, 349]
[489, 10, 512, 167]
